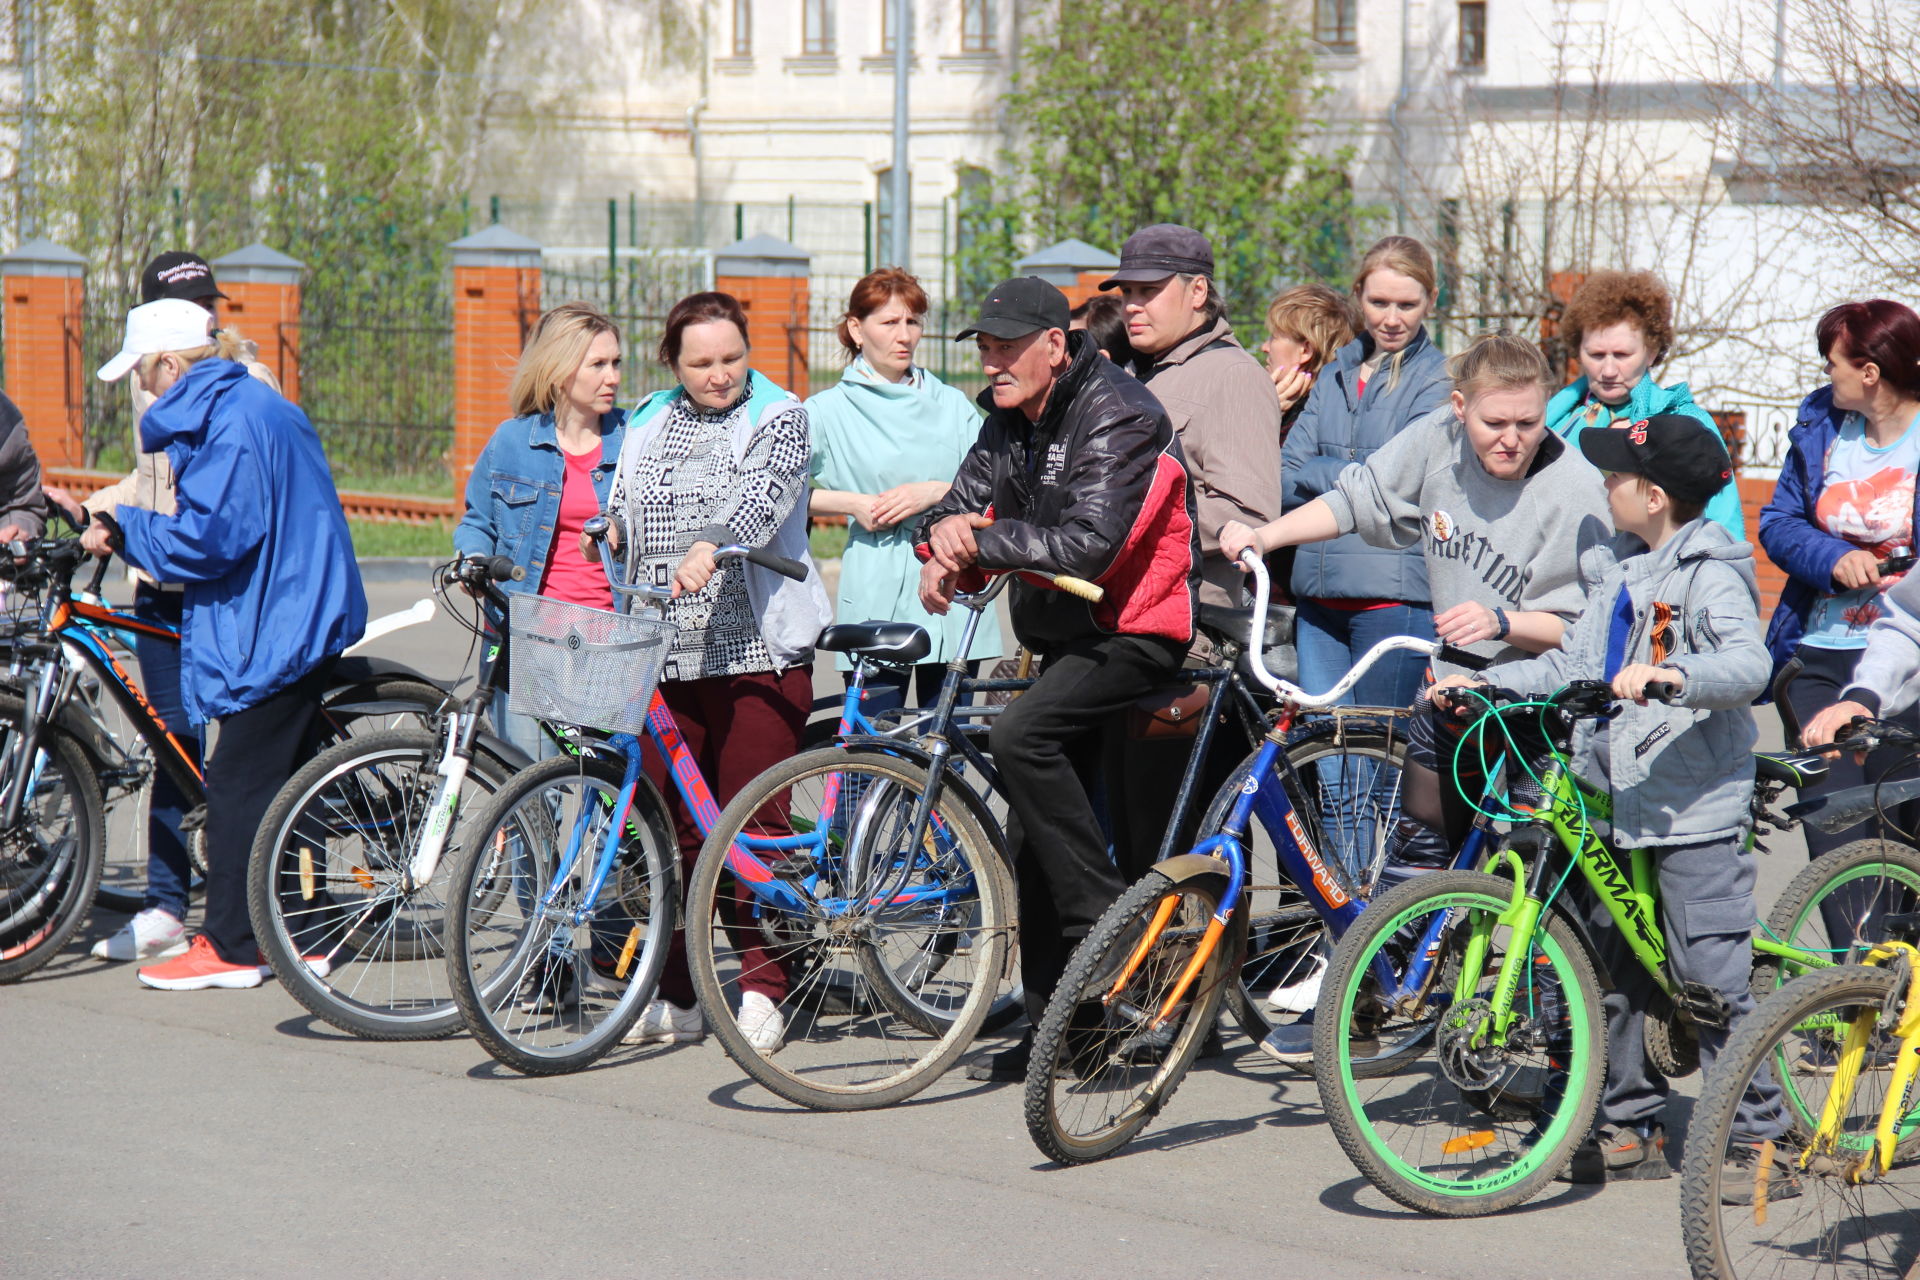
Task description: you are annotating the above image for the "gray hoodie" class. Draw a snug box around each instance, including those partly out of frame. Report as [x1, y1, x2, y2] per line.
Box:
[1490, 519, 1769, 848]
[1842, 569, 1920, 717]
[1320, 403, 1613, 675]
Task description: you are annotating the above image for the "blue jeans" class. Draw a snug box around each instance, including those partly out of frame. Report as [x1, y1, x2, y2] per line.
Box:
[136, 588, 202, 921]
[1295, 597, 1434, 882]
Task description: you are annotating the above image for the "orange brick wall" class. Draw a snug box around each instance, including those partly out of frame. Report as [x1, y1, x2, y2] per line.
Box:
[1742, 475, 1787, 618]
[451, 263, 541, 496]
[1059, 271, 1109, 309]
[221, 280, 302, 403]
[2, 272, 85, 467]
[719, 274, 810, 399]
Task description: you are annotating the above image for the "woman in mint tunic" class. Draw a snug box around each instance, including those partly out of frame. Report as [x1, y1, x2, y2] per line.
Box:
[807, 268, 1002, 715]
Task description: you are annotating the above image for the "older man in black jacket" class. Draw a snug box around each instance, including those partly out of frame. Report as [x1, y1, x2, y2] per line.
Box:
[917, 276, 1201, 1080]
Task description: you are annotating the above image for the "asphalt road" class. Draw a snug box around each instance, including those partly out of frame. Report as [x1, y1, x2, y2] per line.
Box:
[3, 567, 1806, 1278]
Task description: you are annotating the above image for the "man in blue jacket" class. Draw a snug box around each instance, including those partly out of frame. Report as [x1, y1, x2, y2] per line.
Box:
[87, 297, 367, 990]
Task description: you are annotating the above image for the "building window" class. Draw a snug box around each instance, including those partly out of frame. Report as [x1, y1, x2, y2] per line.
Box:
[954, 166, 994, 303]
[1314, 0, 1357, 53]
[1458, 0, 1486, 68]
[732, 0, 752, 56]
[802, 0, 835, 55]
[881, 0, 909, 55]
[961, 0, 995, 54]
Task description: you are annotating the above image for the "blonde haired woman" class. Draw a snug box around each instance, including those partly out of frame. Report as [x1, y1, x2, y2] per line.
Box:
[1280, 236, 1450, 718]
[453, 301, 626, 759]
[1261, 283, 1357, 440]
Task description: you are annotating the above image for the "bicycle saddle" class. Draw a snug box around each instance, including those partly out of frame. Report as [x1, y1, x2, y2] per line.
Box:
[1753, 751, 1830, 787]
[816, 621, 932, 663]
[1196, 602, 1293, 650]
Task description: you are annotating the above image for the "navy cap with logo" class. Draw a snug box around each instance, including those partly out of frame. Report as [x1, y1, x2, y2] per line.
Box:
[1100, 223, 1214, 289]
[140, 251, 227, 305]
[955, 276, 1071, 341]
[1578, 412, 1735, 504]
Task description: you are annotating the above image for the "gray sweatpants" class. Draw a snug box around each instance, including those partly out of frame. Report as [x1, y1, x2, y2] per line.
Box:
[1582, 832, 1786, 1141]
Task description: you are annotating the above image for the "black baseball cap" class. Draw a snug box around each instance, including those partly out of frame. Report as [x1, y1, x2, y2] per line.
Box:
[955, 276, 1070, 341]
[1579, 413, 1735, 503]
[140, 251, 227, 304]
[1100, 223, 1214, 289]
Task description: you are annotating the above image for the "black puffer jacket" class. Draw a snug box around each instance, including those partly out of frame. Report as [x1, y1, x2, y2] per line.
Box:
[916, 332, 1200, 650]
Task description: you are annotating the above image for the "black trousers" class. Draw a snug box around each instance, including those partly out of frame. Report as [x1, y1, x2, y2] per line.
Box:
[988, 632, 1184, 1022]
[202, 661, 335, 965]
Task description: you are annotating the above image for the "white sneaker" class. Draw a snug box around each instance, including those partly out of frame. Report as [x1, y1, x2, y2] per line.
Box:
[625, 998, 706, 1045]
[738, 991, 786, 1055]
[1265, 953, 1328, 1014]
[92, 908, 188, 962]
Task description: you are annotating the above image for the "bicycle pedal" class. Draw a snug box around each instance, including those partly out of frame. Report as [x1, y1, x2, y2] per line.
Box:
[1676, 981, 1734, 1031]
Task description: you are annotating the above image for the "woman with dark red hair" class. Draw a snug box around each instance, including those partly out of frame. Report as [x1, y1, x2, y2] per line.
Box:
[1761, 299, 1920, 873]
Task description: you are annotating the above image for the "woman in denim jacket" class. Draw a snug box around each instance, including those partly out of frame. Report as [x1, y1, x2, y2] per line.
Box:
[453, 302, 627, 760]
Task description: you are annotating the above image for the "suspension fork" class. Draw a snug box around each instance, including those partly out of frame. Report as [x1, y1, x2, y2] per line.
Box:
[0, 654, 66, 830]
[404, 706, 482, 889]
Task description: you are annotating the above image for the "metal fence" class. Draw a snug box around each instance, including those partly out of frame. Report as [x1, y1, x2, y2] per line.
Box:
[295, 298, 455, 491]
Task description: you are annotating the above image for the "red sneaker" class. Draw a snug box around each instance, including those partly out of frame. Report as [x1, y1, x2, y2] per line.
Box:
[137, 935, 266, 991]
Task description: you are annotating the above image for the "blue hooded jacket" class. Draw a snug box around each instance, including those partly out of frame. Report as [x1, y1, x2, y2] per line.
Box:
[117, 359, 367, 725]
[1756, 384, 1919, 689]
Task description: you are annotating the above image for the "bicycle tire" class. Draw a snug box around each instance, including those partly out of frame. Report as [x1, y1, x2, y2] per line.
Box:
[1023, 867, 1240, 1164]
[1314, 869, 1606, 1216]
[0, 720, 106, 982]
[1680, 963, 1919, 1280]
[93, 674, 442, 914]
[687, 747, 1015, 1110]
[247, 729, 517, 1040]
[1753, 837, 1920, 1000]
[1208, 718, 1409, 1041]
[446, 751, 678, 1075]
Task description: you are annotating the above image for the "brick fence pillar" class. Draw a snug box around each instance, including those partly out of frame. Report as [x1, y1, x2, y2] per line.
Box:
[716, 234, 810, 399]
[449, 225, 542, 498]
[211, 242, 305, 402]
[0, 238, 87, 467]
[1016, 238, 1121, 309]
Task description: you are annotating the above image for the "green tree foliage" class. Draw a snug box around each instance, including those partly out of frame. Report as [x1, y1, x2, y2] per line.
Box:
[23, 0, 582, 307]
[968, 0, 1366, 320]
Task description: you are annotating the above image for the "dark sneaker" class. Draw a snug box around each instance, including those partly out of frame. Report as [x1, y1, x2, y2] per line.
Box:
[1259, 1020, 1315, 1065]
[1720, 1141, 1804, 1205]
[518, 961, 578, 1014]
[1558, 1122, 1673, 1184]
[965, 1035, 1033, 1082]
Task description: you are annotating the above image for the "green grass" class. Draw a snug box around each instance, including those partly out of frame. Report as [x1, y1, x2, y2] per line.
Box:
[809, 520, 848, 562]
[333, 469, 456, 497]
[349, 519, 454, 558]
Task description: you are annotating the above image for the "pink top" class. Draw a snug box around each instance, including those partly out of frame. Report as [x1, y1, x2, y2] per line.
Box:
[540, 447, 614, 610]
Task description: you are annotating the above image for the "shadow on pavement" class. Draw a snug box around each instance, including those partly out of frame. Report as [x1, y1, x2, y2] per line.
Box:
[704, 1070, 1002, 1113]
[1315, 1170, 1604, 1218]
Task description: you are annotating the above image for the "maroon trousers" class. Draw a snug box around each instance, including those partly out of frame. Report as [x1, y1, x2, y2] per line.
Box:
[647, 666, 812, 1008]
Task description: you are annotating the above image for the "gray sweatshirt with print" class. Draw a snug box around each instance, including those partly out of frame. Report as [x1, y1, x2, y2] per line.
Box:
[1842, 569, 1920, 717]
[1489, 520, 1768, 847]
[1319, 404, 1613, 675]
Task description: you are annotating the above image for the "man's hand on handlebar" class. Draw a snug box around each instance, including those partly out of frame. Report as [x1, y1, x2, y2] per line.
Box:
[927, 513, 991, 572]
[919, 559, 959, 616]
[1804, 699, 1876, 750]
[1611, 663, 1685, 705]
[79, 523, 114, 558]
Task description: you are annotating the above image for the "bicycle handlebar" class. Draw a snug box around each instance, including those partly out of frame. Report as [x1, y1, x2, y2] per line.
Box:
[580, 514, 811, 602]
[947, 567, 1105, 609]
[1235, 547, 1444, 708]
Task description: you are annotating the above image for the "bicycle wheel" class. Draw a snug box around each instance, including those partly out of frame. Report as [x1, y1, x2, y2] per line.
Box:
[1754, 839, 1920, 998]
[1211, 717, 1409, 1041]
[247, 729, 517, 1040]
[0, 719, 107, 982]
[686, 747, 1014, 1110]
[1681, 963, 1920, 1280]
[1314, 869, 1606, 1216]
[445, 751, 676, 1074]
[1024, 867, 1239, 1163]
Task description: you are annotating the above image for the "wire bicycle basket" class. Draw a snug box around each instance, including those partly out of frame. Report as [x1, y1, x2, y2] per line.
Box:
[507, 594, 678, 736]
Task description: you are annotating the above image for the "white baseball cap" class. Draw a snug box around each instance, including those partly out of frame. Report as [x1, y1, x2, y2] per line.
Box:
[97, 298, 216, 382]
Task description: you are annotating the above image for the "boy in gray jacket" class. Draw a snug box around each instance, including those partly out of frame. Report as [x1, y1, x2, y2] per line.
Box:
[1436, 413, 1789, 1187]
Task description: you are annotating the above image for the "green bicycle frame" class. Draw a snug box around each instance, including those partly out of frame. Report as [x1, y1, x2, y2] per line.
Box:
[1459, 756, 1835, 1047]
